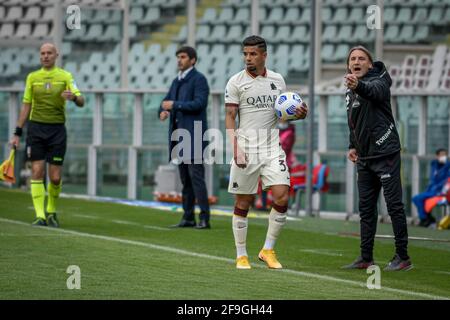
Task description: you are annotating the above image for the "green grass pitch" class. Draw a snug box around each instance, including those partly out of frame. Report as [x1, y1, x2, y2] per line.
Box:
[0, 188, 449, 300]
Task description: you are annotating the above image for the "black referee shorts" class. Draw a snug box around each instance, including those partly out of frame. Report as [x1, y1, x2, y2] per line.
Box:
[26, 121, 67, 165]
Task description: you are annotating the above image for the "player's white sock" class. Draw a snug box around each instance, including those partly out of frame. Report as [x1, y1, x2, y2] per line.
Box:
[263, 205, 287, 250]
[233, 214, 248, 258]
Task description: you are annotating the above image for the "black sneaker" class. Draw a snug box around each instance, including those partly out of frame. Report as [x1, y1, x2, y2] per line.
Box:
[419, 215, 436, 228]
[384, 254, 413, 271]
[341, 256, 375, 269]
[32, 218, 47, 227]
[46, 213, 59, 228]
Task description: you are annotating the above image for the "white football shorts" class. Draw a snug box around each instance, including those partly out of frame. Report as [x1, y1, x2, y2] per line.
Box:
[228, 149, 290, 194]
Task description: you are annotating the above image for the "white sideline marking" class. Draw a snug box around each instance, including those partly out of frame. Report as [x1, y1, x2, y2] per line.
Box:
[112, 219, 171, 231]
[112, 219, 138, 226]
[73, 214, 99, 220]
[300, 249, 344, 257]
[0, 233, 73, 237]
[143, 225, 172, 231]
[0, 217, 448, 300]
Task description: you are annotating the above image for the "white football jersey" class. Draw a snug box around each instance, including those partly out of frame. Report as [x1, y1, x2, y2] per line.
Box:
[225, 68, 286, 154]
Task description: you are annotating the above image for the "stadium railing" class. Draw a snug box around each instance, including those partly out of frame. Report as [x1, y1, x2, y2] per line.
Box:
[0, 88, 449, 223]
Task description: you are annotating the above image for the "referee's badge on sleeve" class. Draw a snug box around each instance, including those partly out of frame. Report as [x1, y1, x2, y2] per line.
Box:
[72, 80, 79, 90]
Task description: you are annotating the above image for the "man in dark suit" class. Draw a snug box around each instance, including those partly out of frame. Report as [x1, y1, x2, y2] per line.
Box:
[159, 46, 211, 229]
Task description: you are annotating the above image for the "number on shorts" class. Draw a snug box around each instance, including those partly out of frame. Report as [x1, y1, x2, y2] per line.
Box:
[279, 159, 287, 172]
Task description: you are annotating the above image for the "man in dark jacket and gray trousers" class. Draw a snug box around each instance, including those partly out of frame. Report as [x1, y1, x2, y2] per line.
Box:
[343, 46, 412, 271]
[159, 46, 211, 229]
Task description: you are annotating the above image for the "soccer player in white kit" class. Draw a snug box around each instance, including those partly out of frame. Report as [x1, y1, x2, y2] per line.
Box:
[225, 36, 308, 269]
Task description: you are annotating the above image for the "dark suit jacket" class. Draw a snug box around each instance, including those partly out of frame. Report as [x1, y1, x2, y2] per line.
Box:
[158, 68, 209, 162]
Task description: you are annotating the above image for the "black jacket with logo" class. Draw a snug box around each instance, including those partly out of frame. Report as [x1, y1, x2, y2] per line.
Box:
[346, 61, 401, 160]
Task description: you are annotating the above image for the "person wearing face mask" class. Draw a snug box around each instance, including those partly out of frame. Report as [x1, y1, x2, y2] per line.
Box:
[412, 148, 450, 227]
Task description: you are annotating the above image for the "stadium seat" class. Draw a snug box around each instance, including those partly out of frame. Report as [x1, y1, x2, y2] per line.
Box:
[234, 8, 249, 24]
[200, 8, 216, 24]
[348, 7, 364, 23]
[335, 44, 349, 62]
[84, 24, 103, 41]
[103, 25, 121, 41]
[209, 25, 227, 43]
[336, 25, 352, 43]
[400, 25, 415, 44]
[225, 25, 243, 43]
[3, 63, 20, 77]
[32, 23, 49, 39]
[331, 7, 348, 23]
[384, 25, 400, 43]
[299, 7, 311, 24]
[321, 44, 335, 63]
[414, 26, 430, 43]
[40, 7, 54, 22]
[64, 62, 78, 74]
[267, 7, 284, 24]
[4, 7, 22, 22]
[412, 7, 428, 24]
[91, 10, 110, 23]
[214, 7, 234, 25]
[383, 7, 397, 23]
[15, 24, 32, 39]
[436, 7, 450, 27]
[195, 25, 209, 43]
[130, 7, 144, 22]
[109, 10, 121, 24]
[397, 7, 412, 24]
[322, 25, 337, 43]
[0, 23, 15, 39]
[139, 7, 160, 25]
[283, 7, 300, 24]
[0, 7, 5, 21]
[261, 25, 276, 40]
[321, 7, 332, 22]
[352, 25, 368, 42]
[128, 24, 137, 39]
[275, 26, 291, 42]
[291, 25, 309, 43]
[21, 6, 41, 22]
[427, 7, 443, 25]
[173, 25, 187, 43]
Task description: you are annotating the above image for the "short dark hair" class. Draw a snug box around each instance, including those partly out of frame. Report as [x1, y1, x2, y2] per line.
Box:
[176, 46, 197, 64]
[346, 45, 374, 66]
[436, 148, 448, 155]
[242, 35, 267, 52]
